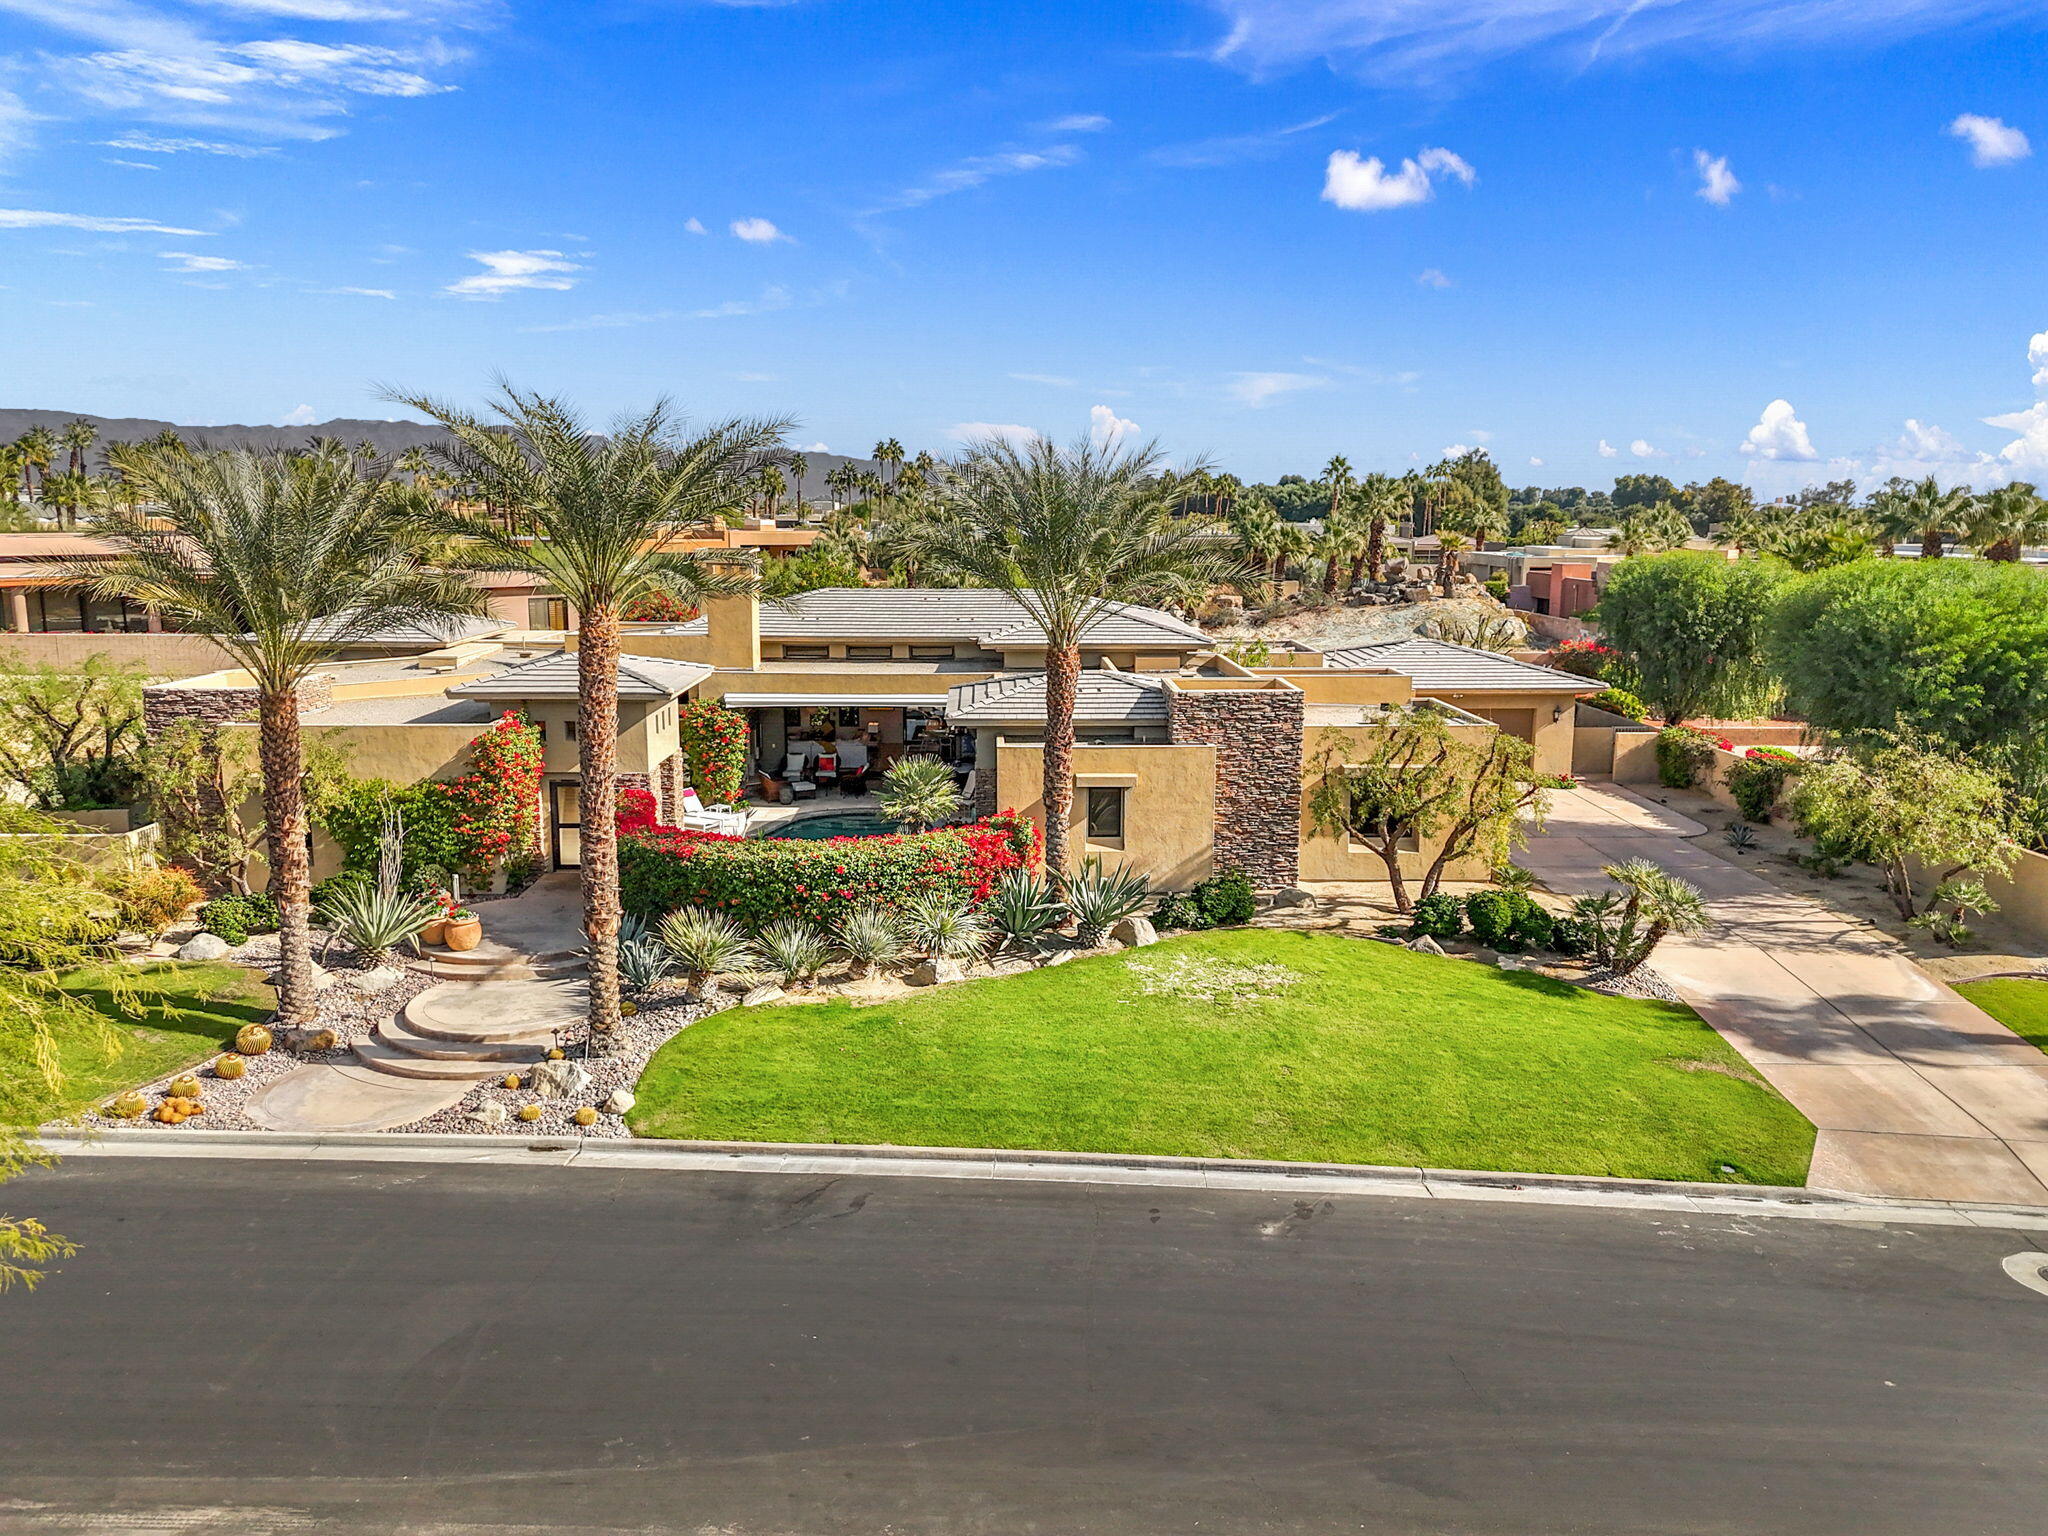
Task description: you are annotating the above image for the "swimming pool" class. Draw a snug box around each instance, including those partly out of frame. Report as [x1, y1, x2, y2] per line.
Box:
[760, 811, 904, 840]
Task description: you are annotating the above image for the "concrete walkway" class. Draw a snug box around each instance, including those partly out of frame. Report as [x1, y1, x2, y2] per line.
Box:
[1525, 782, 2048, 1206]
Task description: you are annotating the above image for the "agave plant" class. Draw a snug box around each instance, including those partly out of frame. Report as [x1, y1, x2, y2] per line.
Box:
[756, 919, 830, 986]
[835, 902, 905, 976]
[658, 907, 758, 996]
[616, 914, 680, 993]
[317, 809, 439, 966]
[899, 891, 989, 960]
[985, 869, 1064, 954]
[874, 756, 961, 832]
[1063, 856, 1153, 945]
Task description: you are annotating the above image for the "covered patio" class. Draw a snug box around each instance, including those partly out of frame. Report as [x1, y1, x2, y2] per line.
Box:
[715, 688, 972, 805]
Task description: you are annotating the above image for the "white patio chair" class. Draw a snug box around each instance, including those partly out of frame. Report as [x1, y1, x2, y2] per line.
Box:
[679, 786, 752, 836]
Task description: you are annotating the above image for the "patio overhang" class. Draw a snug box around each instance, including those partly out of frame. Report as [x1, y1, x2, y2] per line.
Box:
[719, 691, 951, 709]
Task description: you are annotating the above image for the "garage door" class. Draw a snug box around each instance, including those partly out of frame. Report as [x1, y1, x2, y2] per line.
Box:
[1470, 708, 1537, 743]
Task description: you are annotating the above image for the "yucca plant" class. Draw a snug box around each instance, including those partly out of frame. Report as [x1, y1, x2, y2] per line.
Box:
[985, 869, 1064, 954]
[835, 902, 905, 976]
[1064, 856, 1153, 945]
[874, 756, 960, 832]
[900, 891, 988, 960]
[658, 907, 758, 996]
[755, 919, 830, 987]
[318, 808, 439, 966]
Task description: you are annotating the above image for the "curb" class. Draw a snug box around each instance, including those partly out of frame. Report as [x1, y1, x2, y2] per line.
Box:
[32, 1128, 2048, 1230]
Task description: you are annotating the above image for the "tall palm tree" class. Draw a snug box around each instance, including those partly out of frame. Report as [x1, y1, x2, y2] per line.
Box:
[1964, 481, 2048, 562]
[785, 451, 809, 515]
[1320, 455, 1357, 597]
[1356, 472, 1403, 585]
[1435, 530, 1471, 596]
[909, 435, 1247, 881]
[60, 418, 97, 479]
[873, 437, 905, 496]
[390, 385, 787, 1046]
[17, 426, 55, 504]
[1876, 475, 1974, 560]
[78, 444, 483, 1029]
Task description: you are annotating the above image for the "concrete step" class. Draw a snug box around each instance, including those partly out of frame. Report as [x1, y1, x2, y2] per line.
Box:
[349, 1036, 517, 1081]
[401, 978, 587, 1045]
[409, 939, 585, 983]
[373, 1015, 552, 1064]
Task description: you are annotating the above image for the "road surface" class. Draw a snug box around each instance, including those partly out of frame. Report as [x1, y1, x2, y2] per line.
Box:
[2, 1157, 2045, 1534]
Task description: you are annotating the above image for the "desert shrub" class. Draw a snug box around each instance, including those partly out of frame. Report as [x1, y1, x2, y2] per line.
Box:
[1509, 901, 1555, 951]
[757, 920, 830, 985]
[1151, 893, 1207, 931]
[900, 891, 988, 959]
[1408, 892, 1465, 940]
[1463, 889, 1518, 948]
[834, 902, 905, 973]
[197, 890, 280, 945]
[658, 907, 757, 988]
[1725, 754, 1801, 823]
[1191, 869, 1257, 928]
[1547, 915, 1593, 956]
[1064, 857, 1152, 944]
[1655, 726, 1719, 789]
[1588, 686, 1649, 721]
[93, 866, 203, 937]
[986, 869, 1064, 952]
[1484, 571, 1511, 599]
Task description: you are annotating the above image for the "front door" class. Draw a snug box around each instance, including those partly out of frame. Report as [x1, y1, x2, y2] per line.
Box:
[550, 780, 582, 869]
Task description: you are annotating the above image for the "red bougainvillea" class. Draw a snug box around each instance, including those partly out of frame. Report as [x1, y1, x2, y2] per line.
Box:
[448, 711, 544, 871]
[621, 591, 700, 623]
[676, 698, 750, 806]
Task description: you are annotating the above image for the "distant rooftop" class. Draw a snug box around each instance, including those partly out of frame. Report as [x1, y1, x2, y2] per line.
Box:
[948, 668, 1173, 725]
[662, 588, 1210, 648]
[447, 650, 712, 701]
[1320, 638, 1597, 693]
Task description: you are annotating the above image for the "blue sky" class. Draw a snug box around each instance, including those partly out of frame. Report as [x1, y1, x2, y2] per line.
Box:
[0, 0, 2044, 493]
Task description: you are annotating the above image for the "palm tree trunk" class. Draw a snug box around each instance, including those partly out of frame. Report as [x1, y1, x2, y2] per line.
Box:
[578, 604, 625, 1048]
[1986, 537, 2020, 562]
[1365, 520, 1386, 583]
[1920, 525, 1945, 560]
[1439, 551, 1459, 597]
[257, 688, 317, 1031]
[1041, 641, 1080, 885]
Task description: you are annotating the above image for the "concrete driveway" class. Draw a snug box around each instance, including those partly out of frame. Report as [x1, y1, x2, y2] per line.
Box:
[1526, 782, 2048, 1207]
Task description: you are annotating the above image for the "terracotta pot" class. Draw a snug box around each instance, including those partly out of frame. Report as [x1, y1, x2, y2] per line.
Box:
[442, 917, 483, 952]
[420, 917, 449, 947]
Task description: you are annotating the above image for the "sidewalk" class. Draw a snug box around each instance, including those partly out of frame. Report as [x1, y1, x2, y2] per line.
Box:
[1525, 782, 2048, 1206]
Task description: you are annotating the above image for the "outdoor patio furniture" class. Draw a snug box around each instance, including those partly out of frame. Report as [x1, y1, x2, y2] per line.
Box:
[779, 753, 818, 802]
[814, 752, 839, 789]
[679, 788, 751, 836]
[836, 739, 871, 795]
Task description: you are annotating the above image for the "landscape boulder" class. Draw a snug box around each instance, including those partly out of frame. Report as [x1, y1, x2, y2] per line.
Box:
[268, 964, 337, 992]
[603, 1088, 636, 1115]
[910, 957, 969, 987]
[348, 965, 405, 993]
[176, 932, 230, 962]
[1268, 887, 1321, 910]
[1407, 935, 1446, 956]
[740, 983, 785, 1007]
[469, 1102, 510, 1130]
[529, 1059, 592, 1101]
[1110, 916, 1159, 948]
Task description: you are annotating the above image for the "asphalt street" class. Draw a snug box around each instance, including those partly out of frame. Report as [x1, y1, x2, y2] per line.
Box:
[1, 1157, 2044, 1535]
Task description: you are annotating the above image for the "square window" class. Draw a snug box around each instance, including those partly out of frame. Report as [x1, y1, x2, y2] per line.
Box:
[1085, 786, 1126, 841]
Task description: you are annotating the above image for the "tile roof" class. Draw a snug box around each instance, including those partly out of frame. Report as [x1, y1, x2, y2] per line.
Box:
[662, 588, 1209, 648]
[282, 613, 511, 646]
[1320, 638, 1598, 693]
[946, 668, 1172, 725]
[447, 651, 712, 700]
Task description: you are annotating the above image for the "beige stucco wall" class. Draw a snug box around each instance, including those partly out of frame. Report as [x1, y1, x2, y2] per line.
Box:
[1261, 668, 1414, 707]
[1612, 728, 1661, 785]
[994, 739, 1218, 890]
[0, 632, 237, 678]
[1296, 721, 1497, 883]
[697, 668, 1001, 701]
[1425, 689, 1580, 778]
[1966, 847, 2048, 950]
[511, 697, 670, 776]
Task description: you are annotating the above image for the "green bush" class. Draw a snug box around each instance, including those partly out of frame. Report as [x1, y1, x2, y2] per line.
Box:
[93, 866, 203, 937]
[1589, 686, 1650, 721]
[1463, 889, 1518, 948]
[1152, 893, 1208, 931]
[1485, 571, 1510, 599]
[1725, 754, 1801, 823]
[1548, 915, 1593, 956]
[197, 890, 280, 945]
[1408, 892, 1465, 940]
[321, 778, 462, 885]
[1193, 869, 1257, 927]
[1509, 901, 1555, 951]
[1655, 726, 1719, 789]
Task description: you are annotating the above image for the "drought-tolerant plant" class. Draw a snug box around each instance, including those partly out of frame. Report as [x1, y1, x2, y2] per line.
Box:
[834, 902, 906, 976]
[197, 890, 281, 945]
[1725, 754, 1800, 823]
[874, 756, 961, 832]
[1574, 860, 1710, 975]
[1191, 869, 1257, 928]
[315, 810, 438, 966]
[756, 919, 830, 986]
[985, 869, 1065, 953]
[321, 776, 463, 886]
[1407, 891, 1465, 941]
[1463, 889, 1521, 949]
[658, 907, 758, 995]
[92, 865, 202, 937]
[1063, 856, 1152, 944]
[1724, 823, 1758, 852]
[1909, 878, 1997, 948]
[616, 913, 680, 993]
[1655, 726, 1719, 789]
[1594, 551, 1786, 724]
[900, 891, 989, 960]
[1588, 686, 1649, 721]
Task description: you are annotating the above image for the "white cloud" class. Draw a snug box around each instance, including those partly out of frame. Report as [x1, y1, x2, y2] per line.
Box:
[160, 249, 244, 271]
[947, 422, 1042, 446]
[683, 217, 706, 234]
[1629, 438, 1662, 458]
[1229, 370, 1329, 406]
[730, 217, 790, 243]
[0, 207, 210, 235]
[314, 284, 396, 298]
[1089, 404, 1139, 448]
[99, 133, 279, 157]
[445, 248, 582, 299]
[866, 144, 1084, 217]
[690, 285, 792, 318]
[1441, 442, 1476, 458]
[1693, 150, 1740, 206]
[1416, 267, 1453, 288]
[1741, 399, 1818, 461]
[1987, 403, 2048, 477]
[2031, 329, 2048, 389]
[1596, 440, 1619, 458]
[799, 441, 829, 453]
[1948, 113, 2031, 167]
[1042, 113, 1111, 132]
[0, 86, 36, 170]
[1528, 456, 1545, 467]
[278, 403, 318, 425]
[105, 157, 159, 169]
[1322, 146, 1474, 212]
[1200, 0, 2032, 85]
[1148, 111, 1337, 169]
[518, 285, 794, 333]
[1011, 372, 1078, 388]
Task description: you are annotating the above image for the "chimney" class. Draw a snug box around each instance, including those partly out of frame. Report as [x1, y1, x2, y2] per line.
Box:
[699, 593, 761, 670]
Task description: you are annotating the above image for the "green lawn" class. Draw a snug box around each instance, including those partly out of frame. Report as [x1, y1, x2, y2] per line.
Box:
[1956, 977, 2048, 1056]
[6, 961, 275, 1125]
[631, 929, 1815, 1185]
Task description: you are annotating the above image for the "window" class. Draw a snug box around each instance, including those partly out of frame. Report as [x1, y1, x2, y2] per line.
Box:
[1085, 787, 1126, 842]
[908, 645, 953, 660]
[782, 643, 829, 661]
[846, 645, 893, 661]
[565, 720, 577, 741]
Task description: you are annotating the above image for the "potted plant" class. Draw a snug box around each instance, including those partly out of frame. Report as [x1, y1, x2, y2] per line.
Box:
[420, 888, 454, 947]
[442, 906, 482, 951]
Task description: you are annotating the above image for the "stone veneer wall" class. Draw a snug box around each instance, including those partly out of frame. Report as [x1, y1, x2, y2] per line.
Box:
[143, 675, 336, 735]
[965, 756, 998, 822]
[1165, 687, 1304, 890]
[655, 751, 684, 821]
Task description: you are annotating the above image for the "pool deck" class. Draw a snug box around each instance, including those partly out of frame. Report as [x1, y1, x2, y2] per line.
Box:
[744, 793, 889, 837]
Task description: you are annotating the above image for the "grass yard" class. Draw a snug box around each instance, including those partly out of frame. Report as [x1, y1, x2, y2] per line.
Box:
[5, 961, 275, 1125]
[1955, 977, 2048, 1057]
[632, 929, 1815, 1185]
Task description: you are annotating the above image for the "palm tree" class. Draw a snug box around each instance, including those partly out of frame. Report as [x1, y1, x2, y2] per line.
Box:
[60, 418, 97, 479]
[17, 426, 55, 504]
[785, 451, 809, 516]
[1964, 481, 2048, 562]
[907, 435, 1247, 881]
[1876, 475, 1973, 560]
[873, 437, 905, 496]
[1435, 530, 1471, 596]
[390, 385, 787, 1047]
[1357, 472, 1403, 584]
[77, 444, 483, 1029]
[1320, 455, 1357, 597]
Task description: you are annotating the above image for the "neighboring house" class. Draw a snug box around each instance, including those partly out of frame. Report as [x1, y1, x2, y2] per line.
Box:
[138, 588, 1601, 890]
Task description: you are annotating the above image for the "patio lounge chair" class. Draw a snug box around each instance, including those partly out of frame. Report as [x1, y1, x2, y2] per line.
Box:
[679, 787, 751, 837]
[836, 739, 870, 795]
[779, 753, 818, 802]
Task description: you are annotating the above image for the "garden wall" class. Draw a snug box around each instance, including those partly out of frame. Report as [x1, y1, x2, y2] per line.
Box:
[1, 820, 161, 868]
[1571, 704, 1654, 779]
[0, 632, 237, 679]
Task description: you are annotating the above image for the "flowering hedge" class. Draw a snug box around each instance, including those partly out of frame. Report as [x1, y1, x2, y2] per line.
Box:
[448, 711, 544, 870]
[616, 786, 1039, 928]
[677, 698, 750, 806]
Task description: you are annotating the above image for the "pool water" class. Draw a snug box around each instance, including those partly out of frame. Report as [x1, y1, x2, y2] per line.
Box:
[762, 811, 904, 840]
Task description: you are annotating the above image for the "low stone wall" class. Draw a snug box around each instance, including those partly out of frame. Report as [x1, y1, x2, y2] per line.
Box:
[0, 820, 161, 868]
[1166, 686, 1303, 890]
[143, 675, 336, 734]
